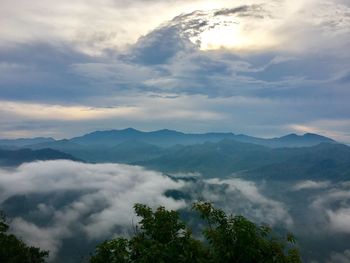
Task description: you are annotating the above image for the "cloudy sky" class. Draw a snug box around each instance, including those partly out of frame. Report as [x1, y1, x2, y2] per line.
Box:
[1, 0, 350, 142]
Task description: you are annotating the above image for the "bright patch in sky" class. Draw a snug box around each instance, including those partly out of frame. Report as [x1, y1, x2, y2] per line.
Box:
[195, 17, 279, 51]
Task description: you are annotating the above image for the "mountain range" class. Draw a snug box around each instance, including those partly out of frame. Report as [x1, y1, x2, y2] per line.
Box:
[69, 128, 336, 147]
[1, 128, 349, 181]
[0, 128, 336, 149]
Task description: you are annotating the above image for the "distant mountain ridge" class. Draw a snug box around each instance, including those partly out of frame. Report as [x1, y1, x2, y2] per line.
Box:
[0, 137, 55, 148]
[68, 128, 335, 148]
[0, 128, 336, 149]
[0, 148, 80, 167]
[0, 129, 348, 181]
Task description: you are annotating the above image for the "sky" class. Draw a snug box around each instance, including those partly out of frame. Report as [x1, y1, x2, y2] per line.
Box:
[1, 0, 350, 142]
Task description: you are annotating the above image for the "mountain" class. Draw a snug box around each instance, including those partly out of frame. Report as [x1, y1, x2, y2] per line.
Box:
[234, 133, 335, 147]
[23, 138, 165, 163]
[0, 148, 80, 167]
[105, 140, 164, 163]
[136, 140, 272, 177]
[138, 140, 350, 180]
[269, 133, 335, 147]
[68, 128, 335, 148]
[0, 137, 55, 148]
[242, 143, 350, 181]
[69, 128, 229, 147]
[74, 140, 165, 163]
[1, 129, 335, 150]
[70, 128, 146, 146]
[0, 129, 343, 180]
[27, 139, 82, 151]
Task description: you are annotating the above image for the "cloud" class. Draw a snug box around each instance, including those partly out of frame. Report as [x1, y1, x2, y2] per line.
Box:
[0, 43, 93, 103]
[327, 249, 350, 263]
[293, 180, 331, 191]
[2, 161, 350, 261]
[289, 119, 350, 144]
[217, 5, 250, 14]
[0, 95, 225, 139]
[0, 0, 239, 54]
[126, 25, 195, 65]
[1, 0, 349, 56]
[310, 183, 350, 234]
[1, 91, 349, 144]
[0, 0, 349, 141]
[0, 161, 296, 260]
[0, 160, 185, 259]
[0, 100, 140, 121]
[326, 208, 350, 233]
[202, 178, 292, 226]
[214, 4, 264, 18]
[11, 218, 67, 259]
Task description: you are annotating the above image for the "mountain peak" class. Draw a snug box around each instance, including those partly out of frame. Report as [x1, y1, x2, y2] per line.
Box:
[303, 132, 327, 138]
[122, 127, 140, 132]
[152, 129, 184, 135]
[281, 133, 298, 138]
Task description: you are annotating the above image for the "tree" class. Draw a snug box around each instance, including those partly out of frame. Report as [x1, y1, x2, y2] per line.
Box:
[193, 201, 301, 263]
[90, 204, 208, 263]
[90, 202, 301, 263]
[0, 211, 49, 263]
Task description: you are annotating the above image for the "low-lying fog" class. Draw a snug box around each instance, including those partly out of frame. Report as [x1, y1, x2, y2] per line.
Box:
[1, 160, 350, 263]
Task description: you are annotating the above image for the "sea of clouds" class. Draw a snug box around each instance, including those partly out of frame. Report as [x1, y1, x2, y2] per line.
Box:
[1, 160, 350, 262]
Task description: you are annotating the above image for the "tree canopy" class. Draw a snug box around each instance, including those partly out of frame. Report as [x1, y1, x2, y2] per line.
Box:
[90, 202, 301, 263]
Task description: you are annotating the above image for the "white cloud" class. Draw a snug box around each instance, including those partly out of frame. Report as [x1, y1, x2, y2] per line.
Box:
[326, 208, 350, 233]
[0, 0, 248, 55]
[327, 249, 350, 263]
[0, 161, 297, 260]
[0, 95, 226, 139]
[0, 160, 185, 259]
[310, 183, 350, 234]
[3, 161, 350, 261]
[1, 0, 349, 55]
[293, 180, 331, 191]
[204, 178, 293, 226]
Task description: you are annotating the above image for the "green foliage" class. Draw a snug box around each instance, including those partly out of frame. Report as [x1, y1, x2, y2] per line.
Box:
[0, 211, 49, 263]
[90, 204, 207, 263]
[193, 202, 301, 263]
[90, 202, 301, 263]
